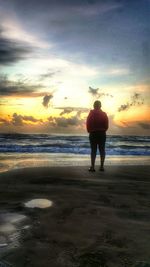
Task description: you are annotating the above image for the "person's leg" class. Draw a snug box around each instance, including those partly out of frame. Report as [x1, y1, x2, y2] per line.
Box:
[98, 145, 105, 170]
[98, 133, 106, 171]
[90, 142, 97, 170]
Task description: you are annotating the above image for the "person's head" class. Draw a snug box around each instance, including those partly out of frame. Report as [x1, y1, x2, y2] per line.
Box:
[93, 100, 101, 109]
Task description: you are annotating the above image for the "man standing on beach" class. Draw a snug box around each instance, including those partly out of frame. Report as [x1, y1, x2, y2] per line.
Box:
[86, 100, 109, 172]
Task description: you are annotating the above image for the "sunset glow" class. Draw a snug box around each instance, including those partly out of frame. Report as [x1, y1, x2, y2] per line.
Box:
[0, 0, 149, 135]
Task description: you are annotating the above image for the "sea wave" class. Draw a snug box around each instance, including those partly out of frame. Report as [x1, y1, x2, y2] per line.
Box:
[0, 133, 149, 156]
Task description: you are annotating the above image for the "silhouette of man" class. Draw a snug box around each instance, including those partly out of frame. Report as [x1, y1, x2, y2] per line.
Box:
[86, 100, 109, 172]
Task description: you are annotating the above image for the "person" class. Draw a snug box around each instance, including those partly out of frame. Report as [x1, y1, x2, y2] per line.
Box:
[86, 100, 109, 172]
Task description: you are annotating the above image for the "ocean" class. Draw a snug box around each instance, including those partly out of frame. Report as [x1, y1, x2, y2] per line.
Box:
[0, 133, 149, 172]
[0, 133, 150, 155]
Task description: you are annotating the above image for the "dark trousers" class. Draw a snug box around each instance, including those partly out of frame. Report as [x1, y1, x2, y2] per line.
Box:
[89, 131, 106, 167]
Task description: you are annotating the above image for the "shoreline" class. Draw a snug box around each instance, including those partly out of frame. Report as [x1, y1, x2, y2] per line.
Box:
[0, 153, 150, 173]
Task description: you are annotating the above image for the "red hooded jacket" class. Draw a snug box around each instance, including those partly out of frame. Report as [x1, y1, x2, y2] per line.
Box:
[86, 108, 109, 133]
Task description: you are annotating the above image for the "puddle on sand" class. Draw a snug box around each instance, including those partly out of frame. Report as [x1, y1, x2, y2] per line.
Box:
[24, 198, 53, 209]
[0, 212, 29, 256]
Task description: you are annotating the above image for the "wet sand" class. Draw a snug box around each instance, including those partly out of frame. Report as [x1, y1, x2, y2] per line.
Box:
[0, 165, 150, 267]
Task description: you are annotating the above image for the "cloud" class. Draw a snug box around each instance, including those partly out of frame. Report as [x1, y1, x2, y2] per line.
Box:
[0, 103, 23, 106]
[47, 107, 88, 128]
[89, 86, 99, 96]
[0, 0, 123, 68]
[55, 116, 79, 127]
[118, 104, 129, 112]
[118, 93, 144, 112]
[48, 115, 82, 128]
[60, 108, 74, 116]
[88, 86, 113, 98]
[23, 115, 43, 123]
[0, 16, 49, 49]
[120, 120, 130, 127]
[138, 122, 150, 130]
[71, 1, 123, 16]
[5, 0, 122, 17]
[0, 113, 43, 127]
[11, 113, 43, 126]
[42, 94, 53, 108]
[116, 120, 150, 132]
[0, 0, 149, 85]
[0, 27, 32, 65]
[12, 113, 23, 126]
[39, 70, 61, 81]
[0, 75, 36, 96]
[0, 75, 50, 97]
[0, 118, 10, 126]
[105, 68, 130, 76]
[57, 106, 88, 116]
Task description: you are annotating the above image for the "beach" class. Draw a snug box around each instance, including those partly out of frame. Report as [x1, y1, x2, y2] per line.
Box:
[0, 165, 150, 267]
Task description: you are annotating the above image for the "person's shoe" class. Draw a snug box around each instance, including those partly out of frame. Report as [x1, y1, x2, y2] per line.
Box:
[99, 166, 104, 171]
[88, 167, 95, 172]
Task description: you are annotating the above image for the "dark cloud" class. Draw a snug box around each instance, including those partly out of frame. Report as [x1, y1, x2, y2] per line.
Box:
[89, 86, 99, 96]
[12, 113, 24, 126]
[42, 94, 53, 108]
[0, 27, 32, 66]
[23, 115, 43, 123]
[89, 86, 113, 98]
[12, 113, 43, 126]
[132, 93, 144, 104]
[55, 116, 79, 127]
[0, 75, 48, 97]
[0, 113, 43, 127]
[48, 114, 83, 128]
[47, 106, 87, 128]
[138, 122, 150, 130]
[118, 104, 129, 112]
[118, 93, 144, 112]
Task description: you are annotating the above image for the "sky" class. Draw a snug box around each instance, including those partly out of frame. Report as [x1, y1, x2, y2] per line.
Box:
[0, 0, 149, 135]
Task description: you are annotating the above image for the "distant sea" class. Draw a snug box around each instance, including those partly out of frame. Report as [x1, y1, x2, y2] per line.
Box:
[0, 133, 149, 172]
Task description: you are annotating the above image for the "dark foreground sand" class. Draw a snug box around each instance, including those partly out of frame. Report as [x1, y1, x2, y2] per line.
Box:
[0, 165, 150, 267]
